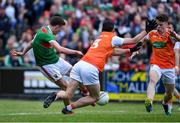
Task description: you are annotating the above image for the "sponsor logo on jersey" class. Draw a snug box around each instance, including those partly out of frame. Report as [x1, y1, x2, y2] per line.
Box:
[152, 42, 167, 48]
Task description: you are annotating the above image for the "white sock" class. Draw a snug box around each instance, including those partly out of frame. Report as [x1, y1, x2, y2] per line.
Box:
[66, 105, 72, 111]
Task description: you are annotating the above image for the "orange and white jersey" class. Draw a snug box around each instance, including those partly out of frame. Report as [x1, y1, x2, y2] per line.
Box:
[146, 30, 175, 69]
[82, 32, 124, 72]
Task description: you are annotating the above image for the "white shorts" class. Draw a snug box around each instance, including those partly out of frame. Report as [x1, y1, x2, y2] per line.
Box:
[70, 60, 99, 85]
[150, 64, 175, 84]
[39, 58, 72, 81]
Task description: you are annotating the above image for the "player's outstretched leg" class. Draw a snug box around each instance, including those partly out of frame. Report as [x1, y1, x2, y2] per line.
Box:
[61, 83, 100, 115]
[145, 67, 160, 112]
[43, 92, 57, 108]
[145, 98, 153, 112]
[79, 84, 96, 107]
[62, 106, 75, 115]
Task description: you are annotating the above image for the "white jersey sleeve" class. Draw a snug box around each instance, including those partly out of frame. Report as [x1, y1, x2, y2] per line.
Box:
[144, 34, 149, 40]
[32, 34, 37, 42]
[111, 36, 124, 47]
[174, 42, 180, 50]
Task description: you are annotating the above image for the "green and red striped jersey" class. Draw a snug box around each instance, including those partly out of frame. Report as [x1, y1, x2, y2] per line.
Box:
[32, 26, 59, 66]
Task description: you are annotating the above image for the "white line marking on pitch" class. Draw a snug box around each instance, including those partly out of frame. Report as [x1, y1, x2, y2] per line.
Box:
[0, 112, 61, 116]
[0, 111, 125, 116]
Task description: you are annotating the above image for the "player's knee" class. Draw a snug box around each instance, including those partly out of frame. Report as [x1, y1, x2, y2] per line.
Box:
[150, 78, 157, 84]
[96, 96, 100, 101]
[92, 95, 100, 102]
[66, 92, 74, 99]
[166, 93, 173, 99]
[61, 85, 67, 90]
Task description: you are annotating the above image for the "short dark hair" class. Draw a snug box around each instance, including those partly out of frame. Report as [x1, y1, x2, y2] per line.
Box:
[167, 20, 173, 25]
[50, 16, 65, 26]
[102, 19, 114, 32]
[156, 14, 169, 22]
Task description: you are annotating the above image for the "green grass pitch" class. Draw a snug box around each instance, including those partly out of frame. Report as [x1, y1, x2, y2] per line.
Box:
[0, 99, 180, 122]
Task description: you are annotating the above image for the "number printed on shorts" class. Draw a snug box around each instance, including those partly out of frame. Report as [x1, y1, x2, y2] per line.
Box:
[91, 39, 101, 48]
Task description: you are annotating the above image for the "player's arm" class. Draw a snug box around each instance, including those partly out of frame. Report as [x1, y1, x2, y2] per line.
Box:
[115, 19, 157, 45]
[113, 48, 130, 56]
[10, 40, 33, 56]
[115, 27, 146, 44]
[122, 31, 147, 44]
[50, 40, 83, 56]
[170, 31, 180, 41]
[113, 42, 142, 55]
[123, 19, 157, 44]
[174, 42, 180, 74]
[129, 36, 149, 59]
[22, 41, 33, 55]
[129, 51, 140, 59]
[10, 34, 39, 56]
[112, 37, 142, 55]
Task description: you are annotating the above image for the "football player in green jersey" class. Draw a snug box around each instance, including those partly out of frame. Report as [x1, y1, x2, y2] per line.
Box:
[10, 15, 83, 107]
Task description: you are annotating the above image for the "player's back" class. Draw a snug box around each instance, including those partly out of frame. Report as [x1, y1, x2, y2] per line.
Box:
[149, 30, 175, 68]
[82, 32, 115, 72]
[32, 26, 59, 66]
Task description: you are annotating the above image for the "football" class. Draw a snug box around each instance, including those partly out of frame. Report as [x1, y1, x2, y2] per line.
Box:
[97, 91, 109, 106]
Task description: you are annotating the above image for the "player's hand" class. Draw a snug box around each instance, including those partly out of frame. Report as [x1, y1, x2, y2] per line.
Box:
[130, 42, 142, 53]
[10, 49, 24, 56]
[129, 51, 140, 60]
[169, 30, 177, 37]
[145, 19, 158, 33]
[75, 51, 83, 56]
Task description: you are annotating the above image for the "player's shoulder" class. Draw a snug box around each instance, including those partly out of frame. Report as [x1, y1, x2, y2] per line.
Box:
[100, 32, 115, 38]
[37, 27, 54, 38]
[148, 30, 158, 39]
[41, 27, 49, 34]
[149, 30, 157, 35]
[37, 26, 51, 34]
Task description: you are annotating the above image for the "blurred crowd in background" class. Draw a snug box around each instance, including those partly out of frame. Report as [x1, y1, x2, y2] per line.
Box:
[0, 0, 180, 72]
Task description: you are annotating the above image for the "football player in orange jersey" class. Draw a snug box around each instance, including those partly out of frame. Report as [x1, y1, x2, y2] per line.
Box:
[132, 14, 180, 115]
[43, 18, 157, 114]
[131, 20, 180, 114]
